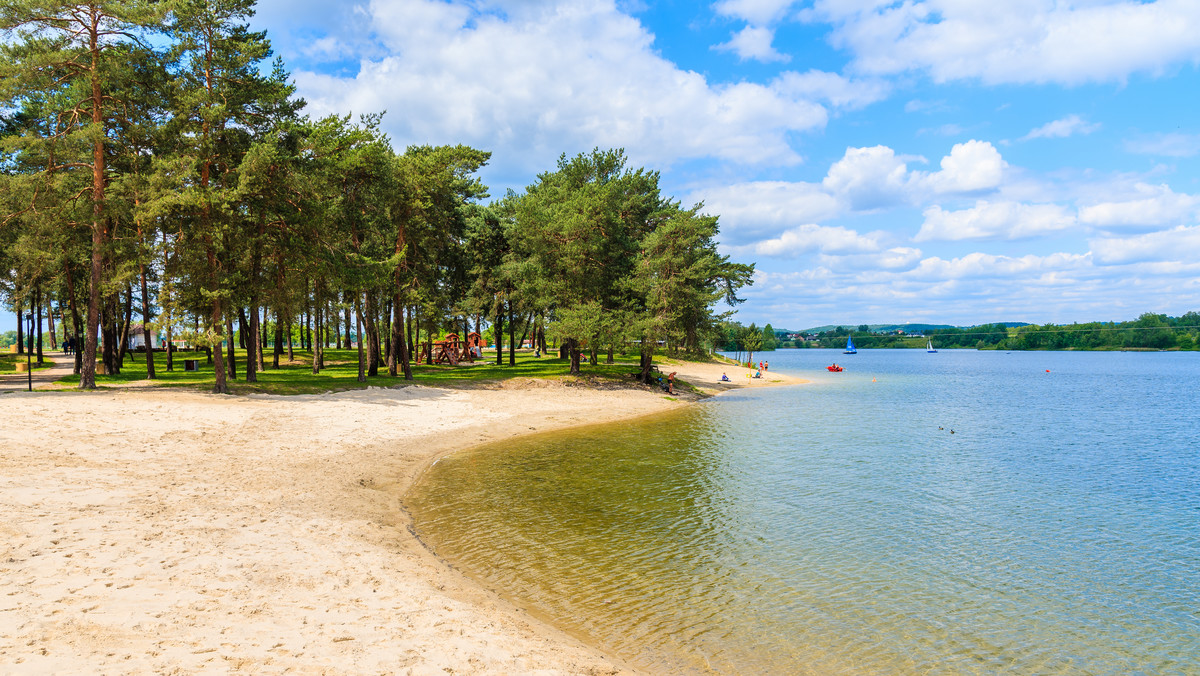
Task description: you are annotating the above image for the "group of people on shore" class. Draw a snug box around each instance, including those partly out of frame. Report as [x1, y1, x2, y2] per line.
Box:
[720, 360, 768, 382]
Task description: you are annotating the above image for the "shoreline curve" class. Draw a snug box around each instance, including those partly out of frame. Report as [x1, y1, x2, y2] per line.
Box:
[0, 360, 804, 673]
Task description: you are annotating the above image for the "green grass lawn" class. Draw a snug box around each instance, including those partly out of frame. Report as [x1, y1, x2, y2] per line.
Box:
[1, 352, 57, 373]
[50, 347, 703, 395]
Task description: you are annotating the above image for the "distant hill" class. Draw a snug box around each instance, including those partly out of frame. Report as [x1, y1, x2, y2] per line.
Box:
[785, 322, 1029, 334]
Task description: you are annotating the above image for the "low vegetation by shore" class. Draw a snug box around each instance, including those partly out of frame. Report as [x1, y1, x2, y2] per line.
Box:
[45, 347, 754, 397]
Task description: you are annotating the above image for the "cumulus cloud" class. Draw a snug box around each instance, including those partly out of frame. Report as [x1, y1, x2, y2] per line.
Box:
[696, 181, 841, 243]
[917, 201, 1077, 241]
[810, 0, 1200, 85]
[716, 25, 791, 62]
[820, 140, 1006, 210]
[745, 223, 882, 257]
[922, 140, 1007, 193]
[290, 0, 831, 180]
[906, 251, 1092, 282]
[1079, 183, 1200, 228]
[1091, 225, 1200, 264]
[701, 139, 1012, 249]
[1021, 115, 1102, 141]
[822, 145, 917, 210]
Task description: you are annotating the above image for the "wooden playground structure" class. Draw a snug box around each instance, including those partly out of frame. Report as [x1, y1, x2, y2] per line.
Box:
[421, 332, 483, 366]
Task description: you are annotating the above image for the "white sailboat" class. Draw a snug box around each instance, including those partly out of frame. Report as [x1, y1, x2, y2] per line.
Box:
[927, 339, 937, 353]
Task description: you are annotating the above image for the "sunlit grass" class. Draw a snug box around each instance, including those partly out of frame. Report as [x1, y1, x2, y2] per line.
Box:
[51, 347, 705, 395]
[1, 352, 57, 373]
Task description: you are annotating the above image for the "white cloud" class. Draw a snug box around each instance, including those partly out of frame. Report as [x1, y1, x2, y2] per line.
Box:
[922, 140, 1006, 194]
[713, 0, 797, 26]
[820, 140, 1006, 210]
[772, 70, 890, 109]
[1091, 225, 1200, 264]
[822, 145, 917, 210]
[1021, 114, 1102, 141]
[706, 139, 1011, 246]
[716, 25, 791, 62]
[698, 181, 841, 244]
[1124, 132, 1200, 158]
[746, 223, 882, 257]
[917, 201, 1077, 241]
[812, 0, 1200, 85]
[904, 98, 951, 114]
[907, 251, 1092, 282]
[1079, 183, 1200, 228]
[819, 246, 924, 271]
[291, 0, 831, 180]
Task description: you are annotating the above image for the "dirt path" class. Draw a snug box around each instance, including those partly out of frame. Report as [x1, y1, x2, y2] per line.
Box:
[0, 351, 75, 393]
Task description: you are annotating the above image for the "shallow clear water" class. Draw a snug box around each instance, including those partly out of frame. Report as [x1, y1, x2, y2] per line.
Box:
[405, 350, 1200, 674]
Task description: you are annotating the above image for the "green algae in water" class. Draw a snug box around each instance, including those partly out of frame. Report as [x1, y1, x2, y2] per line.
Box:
[406, 350, 1200, 675]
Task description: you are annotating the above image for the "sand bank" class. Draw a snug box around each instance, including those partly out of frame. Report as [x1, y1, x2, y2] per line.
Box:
[0, 361, 803, 673]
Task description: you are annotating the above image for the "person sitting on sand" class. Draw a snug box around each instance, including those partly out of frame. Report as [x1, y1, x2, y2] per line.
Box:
[720, 372, 730, 382]
[753, 369, 761, 378]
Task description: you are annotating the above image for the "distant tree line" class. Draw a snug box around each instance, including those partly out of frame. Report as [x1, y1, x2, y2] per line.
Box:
[763, 313, 1200, 351]
[927, 313, 1200, 351]
[0, 1, 753, 391]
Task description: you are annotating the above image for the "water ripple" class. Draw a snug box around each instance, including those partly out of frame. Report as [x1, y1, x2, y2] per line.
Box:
[406, 350, 1200, 675]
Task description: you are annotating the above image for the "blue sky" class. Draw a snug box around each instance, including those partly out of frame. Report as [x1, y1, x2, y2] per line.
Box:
[8, 0, 1200, 335]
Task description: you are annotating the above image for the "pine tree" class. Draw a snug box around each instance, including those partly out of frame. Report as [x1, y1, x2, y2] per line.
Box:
[1, 0, 167, 388]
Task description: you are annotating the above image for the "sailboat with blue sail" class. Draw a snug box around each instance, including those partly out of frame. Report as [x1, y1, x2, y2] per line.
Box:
[844, 335, 857, 354]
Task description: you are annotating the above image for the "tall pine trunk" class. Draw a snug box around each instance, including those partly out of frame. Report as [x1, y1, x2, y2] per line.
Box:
[406, 305, 414, 359]
[494, 301, 505, 366]
[286, 315, 294, 361]
[508, 301, 516, 366]
[117, 284, 133, 366]
[47, 299, 57, 350]
[569, 337, 581, 374]
[356, 294, 367, 382]
[35, 287, 44, 365]
[63, 262, 83, 374]
[226, 314, 236, 380]
[243, 306, 257, 382]
[141, 265, 156, 379]
[273, 312, 283, 368]
[15, 296, 23, 355]
[364, 292, 379, 376]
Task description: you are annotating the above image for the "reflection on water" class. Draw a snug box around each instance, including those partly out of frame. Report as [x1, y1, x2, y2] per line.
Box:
[405, 350, 1200, 674]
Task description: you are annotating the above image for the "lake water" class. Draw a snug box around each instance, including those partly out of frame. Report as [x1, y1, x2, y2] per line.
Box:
[405, 349, 1200, 674]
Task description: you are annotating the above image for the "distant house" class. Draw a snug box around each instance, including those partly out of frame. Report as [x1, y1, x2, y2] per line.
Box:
[126, 323, 159, 350]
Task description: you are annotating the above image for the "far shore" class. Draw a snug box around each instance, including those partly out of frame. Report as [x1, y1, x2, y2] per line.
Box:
[0, 358, 803, 673]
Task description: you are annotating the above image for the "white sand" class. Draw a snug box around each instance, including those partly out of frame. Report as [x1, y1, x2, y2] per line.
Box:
[0, 361, 802, 674]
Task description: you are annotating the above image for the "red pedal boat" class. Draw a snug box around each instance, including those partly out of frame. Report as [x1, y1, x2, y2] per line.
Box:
[826, 364, 843, 372]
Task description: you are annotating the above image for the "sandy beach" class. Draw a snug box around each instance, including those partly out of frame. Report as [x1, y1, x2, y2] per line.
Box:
[0, 360, 802, 674]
